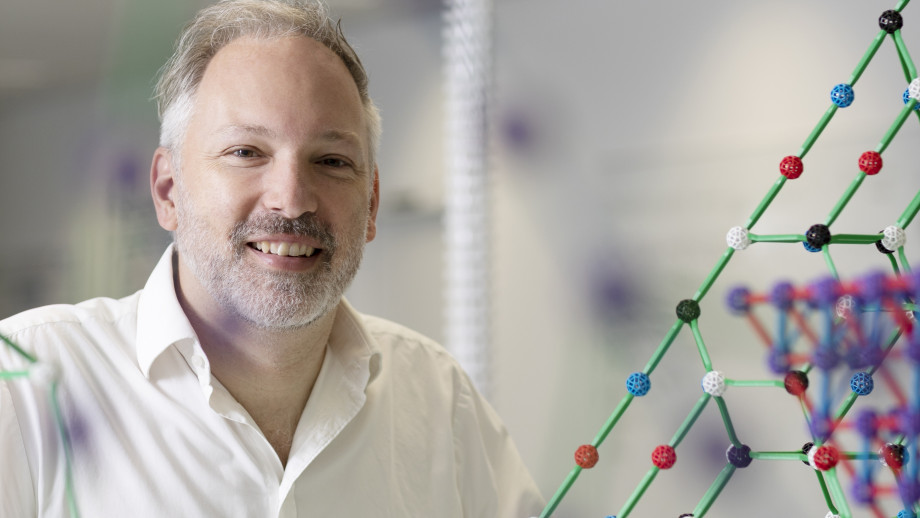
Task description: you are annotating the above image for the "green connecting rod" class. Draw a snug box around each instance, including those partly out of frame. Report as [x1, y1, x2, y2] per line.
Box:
[815, 471, 840, 516]
[745, 177, 786, 229]
[822, 246, 840, 279]
[825, 173, 867, 227]
[724, 378, 784, 388]
[748, 233, 805, 243]
[690, 320, 713, 371]
[540, 395, 637, 517]
[0, 370, 31, 379]
[643, 320, 685, 374]
[592, 394, 635, 447]
[900, 248, 914, 273]
[829, 233, 884, 245]
[749, 450, 807, 461]
[51, 382, 81, 518]
[824, 469, 852, 518]
[713, 396, 742, 448]
[692, 464, 737, 517]
[692, 247, 734, 301]
[0, 333, 37, 364]
[797, 105, 838, 158]
[877, 100, 918, 154]
[670, 393, 712, 448]
[897, 187, 920, 229]
[848, 30, 886, 85]
[893, 30, 918, 80]
[539, 467, 582, 518]
[616, 467, 661, 518]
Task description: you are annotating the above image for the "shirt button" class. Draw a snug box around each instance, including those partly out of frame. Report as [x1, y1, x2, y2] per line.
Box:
[191, 355, 207, 372]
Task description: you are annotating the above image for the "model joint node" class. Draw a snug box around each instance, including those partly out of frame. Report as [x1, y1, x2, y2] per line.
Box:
[825, 512, 841, 518]
[769, 281, 796, 310]
[726, 226, 751, 250]
[896, 408, 920, 436]
[626, 372, 651, 396]
[783, 370, 809, 396]
[812, 346, 841, 371]
[879, 443, 909, 468]
[856, 270, 888, 303]
[835, 294, 859, 319]
[725, 286, 751, 314]
[898, 479, 920, 507]
[897, 509, 918, 518]
[805, 224, 832, 249]
[574, 444, 599, 469]
[808, 444, 839, 471]
[878, 225, 907, 252]
[810, 277, 841, 306]
[830, 83, 855, 108]
[726, 443, 752, 468]
[851, 477, 875, 504]
[909, 77, 920, 100]
[651, 444, 677, 469]
[701, 370, 726, 396]
[28, 362, 59, 385]
[849, 371, 874, 395]
[855, 409, 879, 439]
[904, 85, 920, 110]
[858, 150, 883, 175]
[879, 9, 904, 33]
[675, 299, 701, 323]
[779, 155, 804, 179]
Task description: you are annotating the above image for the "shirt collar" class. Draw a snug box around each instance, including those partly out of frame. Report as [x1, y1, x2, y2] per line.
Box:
[135, 244, 382, 385]
[136, 244, 197, 378]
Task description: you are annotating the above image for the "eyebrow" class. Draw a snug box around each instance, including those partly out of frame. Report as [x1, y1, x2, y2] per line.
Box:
[217, 124, 362, 146]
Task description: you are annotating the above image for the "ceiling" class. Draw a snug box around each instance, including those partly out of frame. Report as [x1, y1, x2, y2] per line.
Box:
[0, 0, 441, 101]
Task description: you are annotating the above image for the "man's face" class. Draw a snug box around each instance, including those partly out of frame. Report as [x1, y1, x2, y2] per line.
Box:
[160, 35, 378, 330]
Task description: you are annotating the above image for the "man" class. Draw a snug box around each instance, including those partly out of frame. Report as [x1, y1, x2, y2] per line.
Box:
[0, 1, 544, 516]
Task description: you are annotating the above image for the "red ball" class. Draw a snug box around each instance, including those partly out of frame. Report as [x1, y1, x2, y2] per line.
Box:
[652, 445, 677, 469]
[783, 370, 809, 396]
[812, 445, 839, 471]
[574, 444, 599, 469]
[779, 155, 804, 179]
[858, 151, 883, 175]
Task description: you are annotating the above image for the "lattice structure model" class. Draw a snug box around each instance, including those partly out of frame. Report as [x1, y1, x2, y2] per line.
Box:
[538, 3, 920, 518]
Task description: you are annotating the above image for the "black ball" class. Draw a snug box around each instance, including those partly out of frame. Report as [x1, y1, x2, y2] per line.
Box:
[805, 224, 831, 249]
[726, 444, 753, 468]
[676, 299, 701, 323]
[879, 10, 904, 33]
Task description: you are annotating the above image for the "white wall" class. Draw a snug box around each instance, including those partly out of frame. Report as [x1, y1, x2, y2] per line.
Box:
[2, 1, 918, 516]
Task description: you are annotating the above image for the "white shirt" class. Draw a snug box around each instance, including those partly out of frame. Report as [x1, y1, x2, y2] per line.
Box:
[0, 246, 544, 517]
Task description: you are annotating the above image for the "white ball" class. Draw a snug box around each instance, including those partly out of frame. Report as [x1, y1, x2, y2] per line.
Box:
[836, 295, 856, 319]
[29, 362, 59, 385]
[726, 226, 751, 250]
[909, 77, 920, 101]
[881, 225, 906, 252]
[825, 512, 839, 518]
[701, 371, 726, 397]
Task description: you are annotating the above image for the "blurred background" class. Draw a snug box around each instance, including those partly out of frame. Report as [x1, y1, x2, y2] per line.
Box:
[2, 0, 919, 515]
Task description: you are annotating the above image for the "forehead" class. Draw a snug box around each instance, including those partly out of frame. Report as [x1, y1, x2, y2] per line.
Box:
[189, 35, 366, 148]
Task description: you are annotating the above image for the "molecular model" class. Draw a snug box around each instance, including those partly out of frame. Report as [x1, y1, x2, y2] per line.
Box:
[538, 3, 920, 518]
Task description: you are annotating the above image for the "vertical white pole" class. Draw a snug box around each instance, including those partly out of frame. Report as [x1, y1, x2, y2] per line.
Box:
[443, 0, 493, 398]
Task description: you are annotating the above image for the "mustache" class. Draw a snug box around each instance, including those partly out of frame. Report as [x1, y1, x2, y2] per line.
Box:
[229, 212, 336, 251]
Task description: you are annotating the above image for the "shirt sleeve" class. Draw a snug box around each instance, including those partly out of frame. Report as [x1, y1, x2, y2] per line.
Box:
[451, 370, 545, 518]
[1, 380, 36, 517]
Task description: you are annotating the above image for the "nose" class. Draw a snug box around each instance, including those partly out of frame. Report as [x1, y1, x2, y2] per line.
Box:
[261, 158, 318, 219]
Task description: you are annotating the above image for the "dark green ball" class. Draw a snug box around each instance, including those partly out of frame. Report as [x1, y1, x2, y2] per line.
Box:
[676, 299, 701, 323]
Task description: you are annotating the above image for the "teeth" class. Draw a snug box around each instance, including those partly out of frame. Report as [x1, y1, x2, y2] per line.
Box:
[254, 241, 316, 257]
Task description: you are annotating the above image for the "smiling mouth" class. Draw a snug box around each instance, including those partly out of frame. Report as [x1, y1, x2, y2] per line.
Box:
[248, 241, 319, 258]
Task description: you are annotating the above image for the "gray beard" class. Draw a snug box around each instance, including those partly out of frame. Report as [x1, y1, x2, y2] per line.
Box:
[174, 199, 366, 331]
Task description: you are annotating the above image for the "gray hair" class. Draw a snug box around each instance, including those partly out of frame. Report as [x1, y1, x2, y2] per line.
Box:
[154, 0, 381, 167]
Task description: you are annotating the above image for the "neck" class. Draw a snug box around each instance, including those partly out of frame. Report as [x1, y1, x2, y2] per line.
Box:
[173, 256, 337, 466]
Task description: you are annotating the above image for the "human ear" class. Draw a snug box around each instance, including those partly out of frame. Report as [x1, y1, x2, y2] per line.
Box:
[150, 147, 178, 231]
[365, 165, 380, 243]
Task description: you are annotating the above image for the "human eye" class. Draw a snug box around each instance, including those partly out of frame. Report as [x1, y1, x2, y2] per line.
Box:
[231, 147, 259, 159]
[318, 157, 351, 168]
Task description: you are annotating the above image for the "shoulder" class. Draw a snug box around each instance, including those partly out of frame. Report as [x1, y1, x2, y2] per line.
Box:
[359, 314, 460, 370]
[0, 292, 142, 364]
